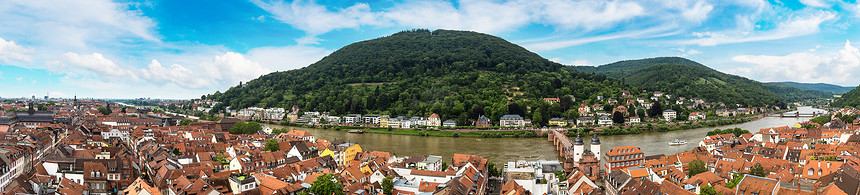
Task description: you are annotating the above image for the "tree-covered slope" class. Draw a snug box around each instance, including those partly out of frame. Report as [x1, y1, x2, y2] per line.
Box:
[573, 57, 783, 106]
[833, 85, 860, 108]
[761, 83, 834, 102]
[571, 57, 706, 78]
[625, 64, 782, 106]
[206, 29, 628, 124]
[764, 82, 853, 94]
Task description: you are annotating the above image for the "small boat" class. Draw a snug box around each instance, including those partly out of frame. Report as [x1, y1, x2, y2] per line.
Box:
[348, 130, 365, 134]
[668, 139, 687, 146]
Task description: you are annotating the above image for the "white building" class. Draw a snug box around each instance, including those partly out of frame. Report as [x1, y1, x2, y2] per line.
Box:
[663, 109, 677, 121]
[344, 114, 361, 124]
[263, 107, 286, 120]
[597, 116, 613, 125]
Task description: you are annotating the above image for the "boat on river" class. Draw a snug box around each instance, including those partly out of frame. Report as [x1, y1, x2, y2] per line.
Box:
[668, 139, 687, 146]
[348, 130, 365, 134]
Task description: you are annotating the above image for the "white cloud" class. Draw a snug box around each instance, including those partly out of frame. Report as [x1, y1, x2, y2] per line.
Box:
[684, 11, 837, 46]
[16, 77, 23, 82]
[0, 37, 33, 62]
[383, 0, 533, 34]
[254, 0, 652, 44]
[800, 0, 830, 8]
[140, 52, 271, 89]
[549, 57, 593, 66]
[246, 45, 333, 71]
[49, 52, 139, 81]
[0, 0, 157, 50]
[729, 40, 860, 85]
[251, 0, 384, 43]
[675, 48, 702, 57]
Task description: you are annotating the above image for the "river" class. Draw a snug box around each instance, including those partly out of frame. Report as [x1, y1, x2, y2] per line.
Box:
[265, 106, 826, 165]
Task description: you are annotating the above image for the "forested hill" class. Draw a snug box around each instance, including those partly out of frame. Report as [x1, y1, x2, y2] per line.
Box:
[764, 82, 854, 94]
[206, 29, 629, 125]
[572, 57, 785, 106]
[833, 85, 860, 108]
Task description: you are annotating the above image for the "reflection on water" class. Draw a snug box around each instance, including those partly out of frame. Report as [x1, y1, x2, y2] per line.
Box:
[266, 107, 825, 165]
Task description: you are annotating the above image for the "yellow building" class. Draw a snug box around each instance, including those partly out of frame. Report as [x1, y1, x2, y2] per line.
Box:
[549, 118, 567, 126]
[342, 143, 363, 166]
[321, 143, 364, 166]
[320, 148, 335, 158]
[379, 117, 389, 127]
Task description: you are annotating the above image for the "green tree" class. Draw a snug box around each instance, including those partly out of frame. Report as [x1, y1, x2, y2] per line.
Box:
[179, 119, 193, 126]
[687, 160, 708, 177]
[265, 139, 280, 152]
[809, 115, 831, 125]
[98, 106, 112, 115]
[612, 111, 624, 124]
[726, 173, 744, 188]
[750, 163, 768, 177]
[172, 148, 181, 156]
[382, 177, 394, 195]
[648, 101, 663, 118]
[308, 174, 344, 195]
[699, 184, 717, 195]
[636, 108, 646, 119]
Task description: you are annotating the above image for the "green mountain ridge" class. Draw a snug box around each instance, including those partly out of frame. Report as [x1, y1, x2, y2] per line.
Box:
[833, 85, 860, 108]
[206, 29, 630, 125]
[571, 57, 796, 106]
[763, 82, 853, 94]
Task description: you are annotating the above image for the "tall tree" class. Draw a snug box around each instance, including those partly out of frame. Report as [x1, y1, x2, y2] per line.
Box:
[308, 174, 344, 195]
[648, 101, 663, 118]
[508, 103, 525, 116]
[687, 160, 707, 177]
[612, 111, 624, 124]
[559, 96, 572, 111]
[265, 139, 280, 152]
[750, 163, 768, 177]
[382, 177, 394, 195]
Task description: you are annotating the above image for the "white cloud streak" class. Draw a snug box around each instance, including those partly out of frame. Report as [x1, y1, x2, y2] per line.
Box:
[729, 40, 860, 85]
[0, 37, 33, 63]
[682, 10, 837, 46]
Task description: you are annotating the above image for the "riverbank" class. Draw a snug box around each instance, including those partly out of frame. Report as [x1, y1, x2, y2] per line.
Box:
[264, 117, 756, 139]
[257, 108, 793, 138]
[269, 122, 542, 138]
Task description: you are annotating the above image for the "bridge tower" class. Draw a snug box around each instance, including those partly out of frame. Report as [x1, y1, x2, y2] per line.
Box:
[574, 133, 584, 162]
[591, 133, 601, 158]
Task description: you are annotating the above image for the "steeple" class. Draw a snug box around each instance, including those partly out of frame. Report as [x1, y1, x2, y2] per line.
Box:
[574, 132, 584, 145]
[28, 101, 35, 115]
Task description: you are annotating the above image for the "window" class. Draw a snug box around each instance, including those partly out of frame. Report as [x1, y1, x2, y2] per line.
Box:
[808, 168, 814, 176]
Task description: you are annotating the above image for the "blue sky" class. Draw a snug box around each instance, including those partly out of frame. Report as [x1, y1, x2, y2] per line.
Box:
[1, 0, 860, 99]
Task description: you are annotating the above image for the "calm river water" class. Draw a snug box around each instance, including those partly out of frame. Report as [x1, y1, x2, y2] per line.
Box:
[265, 107, 825, 165]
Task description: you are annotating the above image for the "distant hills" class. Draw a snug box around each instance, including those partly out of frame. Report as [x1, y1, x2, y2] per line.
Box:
[206, 29, 631, 125]
[763, 82, 853, 94]
[571, 57, 788, 106]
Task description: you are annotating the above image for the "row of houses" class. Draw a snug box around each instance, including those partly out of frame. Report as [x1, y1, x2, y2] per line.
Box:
[292, 113, 461, 129]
